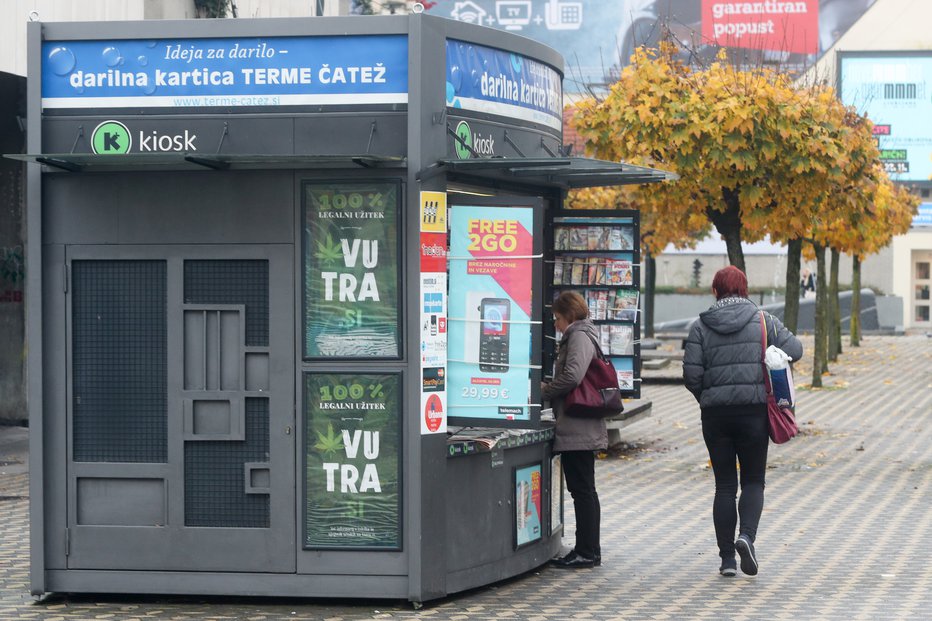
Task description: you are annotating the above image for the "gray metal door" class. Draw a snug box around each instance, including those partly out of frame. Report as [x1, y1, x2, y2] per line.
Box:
[64, 245, 295, 572]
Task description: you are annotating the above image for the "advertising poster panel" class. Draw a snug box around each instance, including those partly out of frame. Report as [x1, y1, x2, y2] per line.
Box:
[41, 35, 408, 109]
[840, 53, 932, 183]
[419, 190, 449, 435]
[304, 372, 401, 549]
[426, 0, 875, 91]
[445, 39, 562, 131]
[303, 181, 401, 358]
[514, 463, 543, 548]
[448, 205, 536, 424]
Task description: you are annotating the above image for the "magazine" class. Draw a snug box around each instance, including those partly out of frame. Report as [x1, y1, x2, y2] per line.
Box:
[610, 260, 633, 286]
[612, 289, 639, 321]
[586, 291, 599, 320]
[569, 227, 588, 251]
[596, 259, 610, 285]
[608, 227, 623, 251]
[596, 290, 608, 321]
[571, 257, 586, 285]
[553, 257, 564, 285]
[600, 324, 611, 352]
[610, 324, 634, 356]
[554, 227, 569, 251]
[587, 257, 600, 285]
[587, 226, 601, 250]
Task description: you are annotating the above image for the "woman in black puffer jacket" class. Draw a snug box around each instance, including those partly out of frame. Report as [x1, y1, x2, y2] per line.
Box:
[683, 266, 802, 578]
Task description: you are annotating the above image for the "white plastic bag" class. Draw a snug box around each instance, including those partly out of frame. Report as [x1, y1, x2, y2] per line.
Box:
[765, 345, 795, 407]
[765, 345, 792, 370]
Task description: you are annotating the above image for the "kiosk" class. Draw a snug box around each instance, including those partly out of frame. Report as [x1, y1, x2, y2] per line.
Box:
[15, 13, 673, 602]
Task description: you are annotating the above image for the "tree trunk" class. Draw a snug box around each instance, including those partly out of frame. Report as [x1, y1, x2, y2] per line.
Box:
[850, 255, 861, 347]
[812, 244, 828, 387]
[784, 238, 802, 333]
[644, 253, 656, 338]
[829, 247, 841, 361]
[708, 189, 746, 272]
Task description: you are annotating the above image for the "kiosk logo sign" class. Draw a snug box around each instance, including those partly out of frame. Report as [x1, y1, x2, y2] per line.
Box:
[91, 120, 131, 154]
[453, 120, 496, 159]
[91, 120, 198, 154]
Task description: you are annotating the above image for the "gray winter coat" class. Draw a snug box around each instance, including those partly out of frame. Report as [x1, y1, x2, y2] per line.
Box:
[683, 296, 803, 413]
[543, 319, 608, 452]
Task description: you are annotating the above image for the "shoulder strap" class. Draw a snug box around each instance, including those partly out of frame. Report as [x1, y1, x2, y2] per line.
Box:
[759, 311, 773, 394]
[578, 329, 608, 362]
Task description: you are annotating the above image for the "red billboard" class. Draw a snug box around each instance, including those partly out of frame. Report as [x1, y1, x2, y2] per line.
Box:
[702, 0, 820, 55]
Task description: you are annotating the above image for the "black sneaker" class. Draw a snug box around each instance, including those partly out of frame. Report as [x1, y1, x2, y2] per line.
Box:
[735, 535, 758, 576]
[719, 558, 737, 577]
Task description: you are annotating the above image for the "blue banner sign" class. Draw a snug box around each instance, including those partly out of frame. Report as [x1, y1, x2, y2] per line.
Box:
[446, 39, 562, 130]
[42, 35, 408, 109]
[915, 203, 932, 227]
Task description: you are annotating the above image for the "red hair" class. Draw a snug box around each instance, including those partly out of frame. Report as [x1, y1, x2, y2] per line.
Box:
[712, 266, 748, 300]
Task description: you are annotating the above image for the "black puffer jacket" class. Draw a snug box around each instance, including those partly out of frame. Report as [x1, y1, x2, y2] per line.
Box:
[683, 297, 803, 413]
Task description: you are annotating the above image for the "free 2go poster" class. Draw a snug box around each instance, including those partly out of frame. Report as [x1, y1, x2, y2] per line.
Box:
[447, 205, 535, 424]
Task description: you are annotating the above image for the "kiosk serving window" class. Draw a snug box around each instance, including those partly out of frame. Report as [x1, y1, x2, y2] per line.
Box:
[302, 181, 402, 359]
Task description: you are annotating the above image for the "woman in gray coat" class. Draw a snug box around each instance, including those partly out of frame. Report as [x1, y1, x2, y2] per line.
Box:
[683, 266, 803, 577]
[542, 291, 608, 569]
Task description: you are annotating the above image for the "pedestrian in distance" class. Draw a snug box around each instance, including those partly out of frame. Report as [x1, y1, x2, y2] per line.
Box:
[542, 291, 607, 569]
[682, 266, 803, 577]
[800, 268, 816, 299]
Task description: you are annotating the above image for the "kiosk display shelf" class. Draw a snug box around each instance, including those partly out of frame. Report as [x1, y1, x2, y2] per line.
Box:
[547, 210, 642, 398]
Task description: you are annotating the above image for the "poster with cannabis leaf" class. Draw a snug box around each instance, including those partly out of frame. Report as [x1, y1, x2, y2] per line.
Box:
[303, 181, 401, 358]
[304, 372, 401, 549]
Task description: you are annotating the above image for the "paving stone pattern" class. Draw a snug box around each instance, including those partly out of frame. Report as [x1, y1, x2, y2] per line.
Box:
[0, 335, 930, 620]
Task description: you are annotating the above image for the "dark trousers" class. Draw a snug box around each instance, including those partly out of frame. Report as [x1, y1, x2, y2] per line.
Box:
[561, 450, 600, 559]
[702, 411, 769, 559]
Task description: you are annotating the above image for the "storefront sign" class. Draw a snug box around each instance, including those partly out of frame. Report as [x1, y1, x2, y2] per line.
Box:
[446, 39, 562, 130]
[303, 181, 400, 358]
[448, 205, 535, 422]
[304, 372, 401, 549]
[42, 35, 408, 109]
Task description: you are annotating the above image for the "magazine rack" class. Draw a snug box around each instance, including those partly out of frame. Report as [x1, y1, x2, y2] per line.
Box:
[547, 210, 642, 399]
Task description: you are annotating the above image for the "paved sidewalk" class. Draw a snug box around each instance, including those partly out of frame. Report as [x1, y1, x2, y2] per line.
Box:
[1, 335, 930, 620]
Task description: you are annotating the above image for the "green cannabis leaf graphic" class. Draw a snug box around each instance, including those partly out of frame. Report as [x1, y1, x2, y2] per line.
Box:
[314, 234, 344, 264]
[314, 423, 344, 458]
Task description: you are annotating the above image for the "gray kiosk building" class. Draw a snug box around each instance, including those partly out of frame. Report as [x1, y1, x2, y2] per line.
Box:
[16, 13, 671, 602]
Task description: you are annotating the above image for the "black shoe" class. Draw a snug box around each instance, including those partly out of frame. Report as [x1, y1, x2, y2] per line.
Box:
[735, 535, 758, 576]
[551, 550, 596, 569]
[719, 558, 737, 577]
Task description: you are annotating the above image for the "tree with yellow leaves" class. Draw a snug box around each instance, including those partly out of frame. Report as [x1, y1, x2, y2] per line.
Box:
[573, 45, 845, 276]
[571, 44, 912, 386]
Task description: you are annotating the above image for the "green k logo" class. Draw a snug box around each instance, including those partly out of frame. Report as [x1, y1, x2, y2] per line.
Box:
[454, 121, 472, 160]
[92, 120, 131, 154]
